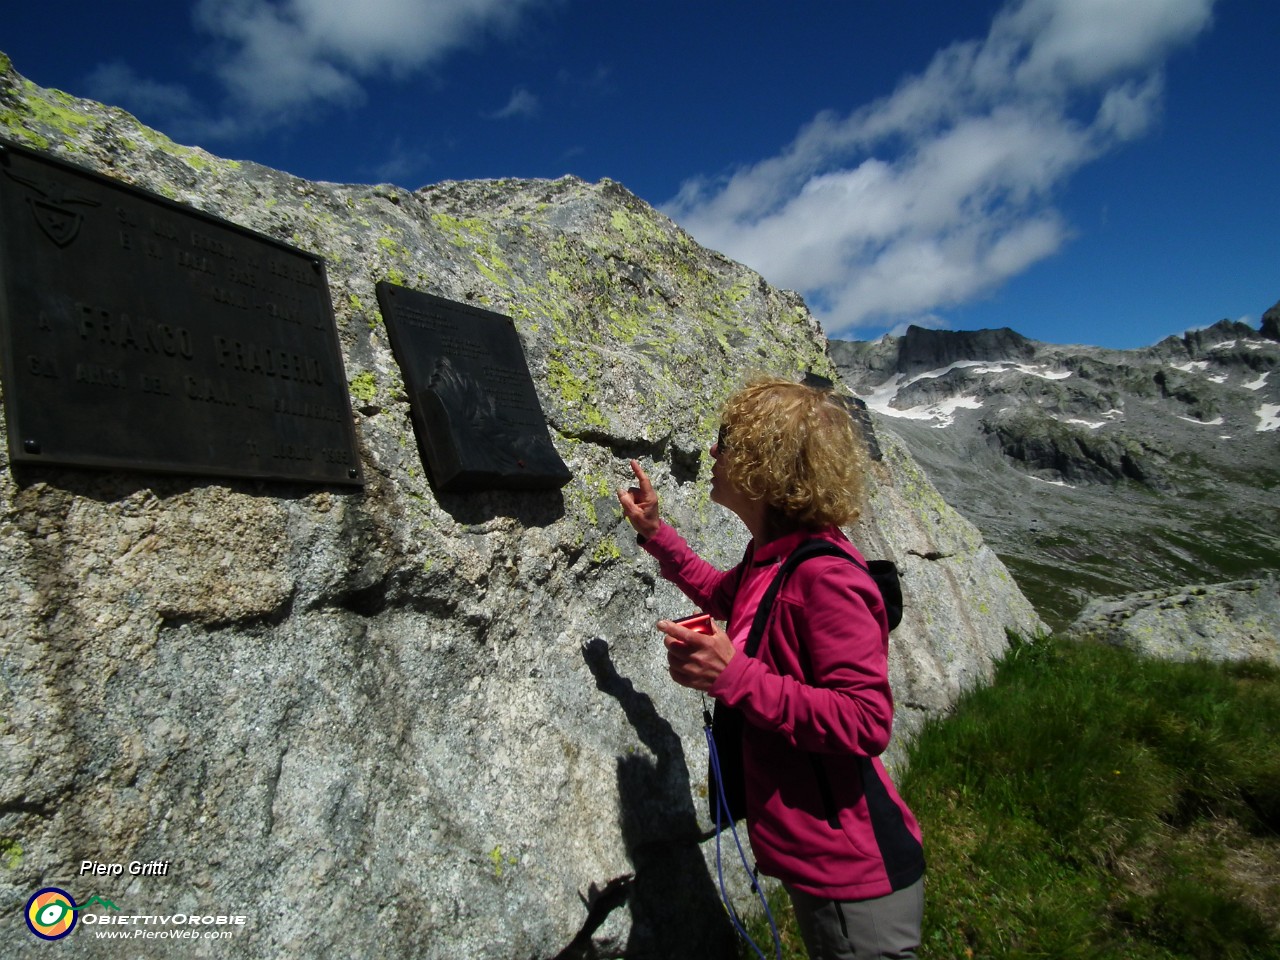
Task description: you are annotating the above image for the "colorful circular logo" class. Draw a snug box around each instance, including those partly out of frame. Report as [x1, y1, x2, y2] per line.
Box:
[25, 887, 78, 940]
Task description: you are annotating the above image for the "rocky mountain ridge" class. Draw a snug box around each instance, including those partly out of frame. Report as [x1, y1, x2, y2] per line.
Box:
[831, 313, 1280, 628]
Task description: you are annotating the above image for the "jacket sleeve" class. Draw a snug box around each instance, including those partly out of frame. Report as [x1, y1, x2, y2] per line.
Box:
[640, 522, 742, 621]
[708, 562, 894, 757]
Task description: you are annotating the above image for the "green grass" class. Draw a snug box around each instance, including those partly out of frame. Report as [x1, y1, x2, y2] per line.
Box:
[736, 636, 1280, 959]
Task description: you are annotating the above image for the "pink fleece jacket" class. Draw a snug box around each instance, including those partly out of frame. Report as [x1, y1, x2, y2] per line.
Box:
[644, 521, 925, 900]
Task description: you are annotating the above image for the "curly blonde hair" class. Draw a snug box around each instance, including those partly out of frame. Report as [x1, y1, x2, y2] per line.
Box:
[718, 376, 868, 529]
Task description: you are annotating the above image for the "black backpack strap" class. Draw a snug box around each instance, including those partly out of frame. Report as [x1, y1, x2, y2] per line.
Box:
[865, 558, 903, 631]
[742, 539, 902, 658]
[743, 540, 855, 658]
[731, 538, 905, 834]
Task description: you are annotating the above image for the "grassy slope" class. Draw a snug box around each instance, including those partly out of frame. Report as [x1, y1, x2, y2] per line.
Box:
[737, 637, 1280, 959]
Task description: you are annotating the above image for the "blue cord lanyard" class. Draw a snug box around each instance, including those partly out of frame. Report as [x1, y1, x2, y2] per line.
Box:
[702, 693, 782, 960]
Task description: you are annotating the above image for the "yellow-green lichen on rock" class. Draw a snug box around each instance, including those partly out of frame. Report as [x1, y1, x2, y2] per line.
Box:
[349, 372, 378, 405]
[0, 838, 22, 870]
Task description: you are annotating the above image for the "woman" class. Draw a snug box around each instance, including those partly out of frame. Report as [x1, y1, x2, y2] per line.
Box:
[617, 376, 925, 960]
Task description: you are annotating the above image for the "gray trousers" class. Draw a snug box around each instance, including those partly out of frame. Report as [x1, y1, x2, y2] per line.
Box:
[785, 877, 924, 960]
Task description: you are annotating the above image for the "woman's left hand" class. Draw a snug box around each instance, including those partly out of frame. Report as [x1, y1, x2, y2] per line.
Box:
[656, 618, 735, 691]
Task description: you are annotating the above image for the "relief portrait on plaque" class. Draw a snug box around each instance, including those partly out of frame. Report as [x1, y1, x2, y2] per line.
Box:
[375, 281, 572, 493]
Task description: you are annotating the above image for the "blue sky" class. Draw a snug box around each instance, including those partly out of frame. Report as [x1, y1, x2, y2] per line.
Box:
[3, 0, 1276, 349]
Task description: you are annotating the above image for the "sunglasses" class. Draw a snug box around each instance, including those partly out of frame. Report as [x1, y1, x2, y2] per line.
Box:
[715, 425, 730, 453]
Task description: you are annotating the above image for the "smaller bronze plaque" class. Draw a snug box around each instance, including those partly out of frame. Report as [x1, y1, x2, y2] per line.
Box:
[0, 139, 361, 485]
[375, 282, 571, 492]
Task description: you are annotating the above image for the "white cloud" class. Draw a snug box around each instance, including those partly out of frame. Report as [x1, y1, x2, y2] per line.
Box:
[85, 62, 245, 142]
[198, 0, 549, 113]
[370, 136, 433, 185]
[663, 0, 1217, 337]
[998, 0, 1214, 89]
[100, 0, 552, 137]
[88, 62, 201, 117]
[485, 87, 540, 120]
[194, 0, 368, 114]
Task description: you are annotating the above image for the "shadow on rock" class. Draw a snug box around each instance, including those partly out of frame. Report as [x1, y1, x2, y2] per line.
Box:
[578, 638, 737, 960]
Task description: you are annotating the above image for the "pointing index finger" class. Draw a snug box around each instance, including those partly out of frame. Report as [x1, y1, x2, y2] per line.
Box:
[629, 458, 653, 493]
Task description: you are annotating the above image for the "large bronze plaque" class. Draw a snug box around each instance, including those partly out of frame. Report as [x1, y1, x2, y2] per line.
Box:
[375, 282, 571, 492]
[0, 139, 361, 485]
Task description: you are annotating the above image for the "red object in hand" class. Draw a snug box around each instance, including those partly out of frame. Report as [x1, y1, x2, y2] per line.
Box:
[673, 613, 714, 635]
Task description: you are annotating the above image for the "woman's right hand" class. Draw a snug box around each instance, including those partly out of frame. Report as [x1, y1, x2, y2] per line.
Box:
[617, 459, 661, 539]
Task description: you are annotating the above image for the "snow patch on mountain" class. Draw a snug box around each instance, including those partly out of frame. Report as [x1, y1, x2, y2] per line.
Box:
[1258, 404, 1280, 432]
[862, 361, 1070, 425]
[864, 382, 984, 427]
